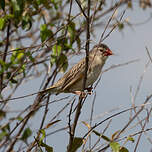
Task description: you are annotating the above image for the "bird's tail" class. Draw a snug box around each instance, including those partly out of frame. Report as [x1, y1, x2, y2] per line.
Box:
[0, 86, 58, 103]
[39, 85, 58, 94]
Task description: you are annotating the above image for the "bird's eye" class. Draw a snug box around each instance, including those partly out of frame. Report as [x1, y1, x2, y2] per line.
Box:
[99, 48, 107, 53]
[98, 47, 103, 52]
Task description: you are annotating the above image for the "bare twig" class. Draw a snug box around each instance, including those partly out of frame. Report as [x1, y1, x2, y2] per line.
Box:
[100, 9, 126, 43]
[90, 119, 112, 151]
[0, 20, 11, 92]
[68, 98, 76, 148]
[134, 108, 152, 152]
[83, 93, 152, 142]
[67, 0, 90, 151]
[75, 0, 88, 19]
[89, 92, 96, 149]
[146, 47, 152, 63]
[100, 7, 118, 43]
[94, 59, 140, 89]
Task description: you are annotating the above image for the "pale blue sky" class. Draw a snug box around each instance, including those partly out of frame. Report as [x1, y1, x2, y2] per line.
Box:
[6, 4, 152, 152]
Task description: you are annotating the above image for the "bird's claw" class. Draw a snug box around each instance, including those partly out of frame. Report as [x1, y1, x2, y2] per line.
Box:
[85, 87, 93, 95]
[73, 87, 93, 97]
[73, 91, 86, 98]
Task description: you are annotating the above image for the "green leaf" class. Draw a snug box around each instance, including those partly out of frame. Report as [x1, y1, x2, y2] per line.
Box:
[50, 44, 62, 66]
[57, 37, 67, 46]
[38, 129, 53, 151]
[17, 52, 24, 60]
[93, 130, 111, 142]
[11, 49, 25, 64]
[0, 131, 7, 141]
[40, 142, 53, 152]
[40, 24, 53, 42]
[52, 44, 62, 56]
[0, 18, 5, 30]
[0, 59, 5, 67]
[110, 142, 120, 152]
[36, 0, 47, 5]
[0, 41, 3, 47]
[11, 0, 24, 25]
[50, 54, 56, 66]
[26, 51, 35, 62]
[118, 23, 124, 30]
[68, 22, 76, 44]
[127, 1, 132, 8]
[0, 110, 6, 119]
[6, 72, 11, 79]
[10, 78, 18, 84]
[20, 64, 26, 76]
[0, 124, 10, 141]
[64, 43, 75, 52]
[11, 0, 24, 16]
[17, 116, 23, 121]
[43, 120, 61, 130]
[58, 53, 68, 72]
[22, 14, 32, 30]
[5, 14, 14, 20]
[12, 0, 20, 12]
[0, 59, 6, 74]
[21, 128, 32, 141]
[39, 129, 46, 142]
[50, 0, 59, 9]
[68, 137, 83, 152]
[76, 37, 81, 51]
[0, 0, 5, 10]
[120, 147, 129, 152]
[111, 130, 120, 140]
[2, 123, 10, 132]
[57, 37, 73, 52]
[127, 136, 135, 143]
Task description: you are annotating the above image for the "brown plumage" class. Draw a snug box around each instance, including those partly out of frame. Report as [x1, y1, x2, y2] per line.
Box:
[41, 43, 113, 95]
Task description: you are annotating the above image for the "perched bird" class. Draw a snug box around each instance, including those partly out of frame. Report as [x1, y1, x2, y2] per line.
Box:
[42, 43, 113, 96]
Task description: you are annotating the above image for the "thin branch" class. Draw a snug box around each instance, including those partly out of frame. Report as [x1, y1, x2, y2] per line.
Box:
[89, 92, 96, 149]
[83, 93, 152, 140]
[115, 94, 152, 139]
[134, 61, 150, 102]
[90, 119, 112, 151]
[146, 47, 152, 63]
[100, 9, 126, 43]
[133, 108, 152, 152]
[64, 0, 73, 36]
[100, 7, 118, 43]
[94, 59, 140, 89]
[68, 98, 75, 148]
[75, 0, 88, 19]
[40, 95, 50, 129]
[67, 0, 91, 151]
[0, 20, 11, 92]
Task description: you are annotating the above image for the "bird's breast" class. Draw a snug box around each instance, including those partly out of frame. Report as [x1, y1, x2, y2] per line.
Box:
[86, 64, 102, 85]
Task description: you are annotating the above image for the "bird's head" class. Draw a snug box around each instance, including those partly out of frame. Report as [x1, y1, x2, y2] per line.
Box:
[93, 43, 113, 57]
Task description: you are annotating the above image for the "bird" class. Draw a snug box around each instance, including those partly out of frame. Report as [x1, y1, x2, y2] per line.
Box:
[41, 43, 113, 96]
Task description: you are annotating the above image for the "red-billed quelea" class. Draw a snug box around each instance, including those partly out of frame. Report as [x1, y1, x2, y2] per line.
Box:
[41, 44, 113, 96]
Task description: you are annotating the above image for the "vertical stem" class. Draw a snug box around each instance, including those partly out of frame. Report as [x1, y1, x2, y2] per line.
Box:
[67, 0, 91, 151]
[0, 21, 11, 93]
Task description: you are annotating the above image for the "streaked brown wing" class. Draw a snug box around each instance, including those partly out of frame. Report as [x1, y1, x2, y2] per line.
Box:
[62, 72, 84, 91]
[61, 58, 86, 91]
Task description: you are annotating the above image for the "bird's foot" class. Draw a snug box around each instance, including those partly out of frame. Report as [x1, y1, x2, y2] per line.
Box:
[72, 87, 93, 97]
[73, 91, 86, 98]
[85, 87, 93, 95]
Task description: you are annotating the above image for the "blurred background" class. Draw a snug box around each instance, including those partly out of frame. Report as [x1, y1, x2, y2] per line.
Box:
[1, 0, 152, 151]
